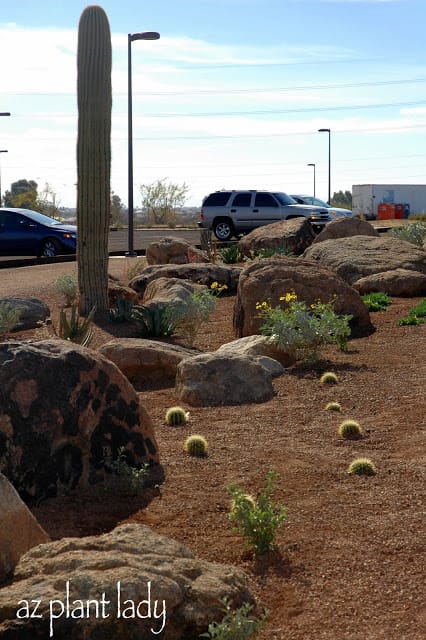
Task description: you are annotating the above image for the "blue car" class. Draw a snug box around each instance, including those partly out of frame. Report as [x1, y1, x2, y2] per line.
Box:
[0, 208, 77, 257]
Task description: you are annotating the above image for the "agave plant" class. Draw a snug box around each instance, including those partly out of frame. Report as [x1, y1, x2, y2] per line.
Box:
[57, 303, 96, 347]
[131, 304, 176, 338]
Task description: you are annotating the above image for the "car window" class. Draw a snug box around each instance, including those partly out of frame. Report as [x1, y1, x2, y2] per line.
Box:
[0, 212, 26, 229]
[255, 193, 278, 207]
[273, 192, 296, 205]
[203, 192, 232, 206]
[231, 193, 252, 207]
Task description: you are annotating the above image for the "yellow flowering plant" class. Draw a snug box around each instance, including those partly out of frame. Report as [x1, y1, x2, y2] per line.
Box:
[257, 291, 352, 362]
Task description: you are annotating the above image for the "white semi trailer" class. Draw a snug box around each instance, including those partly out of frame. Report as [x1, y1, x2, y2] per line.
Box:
[352, 184, 426, 219]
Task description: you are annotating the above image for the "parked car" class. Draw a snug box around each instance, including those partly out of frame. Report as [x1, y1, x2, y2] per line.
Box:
[290, 195, 354, 219]
[0, 208, 77, 257]
[198, 190, 332, 240]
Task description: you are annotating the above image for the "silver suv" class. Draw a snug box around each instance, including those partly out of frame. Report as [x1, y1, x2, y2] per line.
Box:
[198, 190, 332, 240]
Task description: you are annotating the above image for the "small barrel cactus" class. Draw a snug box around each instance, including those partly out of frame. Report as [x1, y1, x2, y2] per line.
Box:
[325, 401, 342, 412]
[184, 435, 208, 457]
[320, 371, 339, 384]
[338, 419, 363, 439]
[347, 457, 376, 476]
[165, 406, 188, 426]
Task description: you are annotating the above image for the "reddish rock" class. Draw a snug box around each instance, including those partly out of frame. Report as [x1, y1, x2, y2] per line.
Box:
[238, 217, 316, 257]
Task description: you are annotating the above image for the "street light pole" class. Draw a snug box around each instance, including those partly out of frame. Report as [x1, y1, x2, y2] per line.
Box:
[0, 150, 8, 206]
[127, 31, 160, 257]
[318, 128, 331, 203]
[307, 163, 316, 197]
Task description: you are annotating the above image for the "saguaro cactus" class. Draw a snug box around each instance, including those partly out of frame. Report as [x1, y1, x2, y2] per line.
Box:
[76, 5, 112, 316]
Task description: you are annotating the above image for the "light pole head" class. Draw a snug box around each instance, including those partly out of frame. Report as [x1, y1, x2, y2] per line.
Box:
[318, 128, 330, 133]
[130, 31, 160, 42]
[307, 163, 315, 167]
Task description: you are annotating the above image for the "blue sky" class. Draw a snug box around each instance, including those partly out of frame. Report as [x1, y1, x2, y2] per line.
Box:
[1, 0, 426, 207]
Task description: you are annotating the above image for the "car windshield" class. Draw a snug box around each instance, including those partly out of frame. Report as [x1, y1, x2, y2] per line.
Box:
[311, 197, 330, 208]
[17, 209, 63, 226]
[272, 192, 297, 206]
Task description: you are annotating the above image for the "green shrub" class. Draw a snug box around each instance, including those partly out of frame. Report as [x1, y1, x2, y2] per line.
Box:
[347, 457, 376, 476]
[227, 471, 288, 555]
[184, 434, 208, 457]
[398, 298, 426, 326]
[126, 258, 147, 282]
[53, 274, 78, 306]
[165, 406, 189, 426]
[56, 303, 95, 346]
[320, 371, 339, 384]
[167, 282, 227, 347]
[218, 244, 242, 264]
[257, 292, 351, 363]
[108, 297, 134, 322]
[325, 401, 342, 412]
[389, 222, 426, 246]
[0, 302, 21, 337]
[253, 245, 294, 259]
[200, 598, 268, 640]
[338, 419, 363, 439]
[131, 304, 176, 337]
[361, 292, 391, 312]
[105, 446, 149, 496]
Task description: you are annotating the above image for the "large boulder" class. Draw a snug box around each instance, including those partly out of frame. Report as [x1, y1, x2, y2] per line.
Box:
[0, 297, 50, 331]
[99, 339, 198, 388]
[238, 218, 316, 257]
[302, 236, 426, 285]
[312, 217, 379, 244]
[143, 277, 203, 308]
[0, 523, 255, 639]
[129, 264, 242, 297]
[215, 335, 295, 367]
[146, 236, 209, 265]
[0, 473, 50, 582]
[175, 353, 275, 406]
[354, 268, 426, 296]
[0, 340, 160, 503]
[233, 256, 372, 338]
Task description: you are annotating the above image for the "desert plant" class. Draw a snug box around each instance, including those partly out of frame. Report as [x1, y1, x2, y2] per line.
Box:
[126, 258, 147, 282]
[398, 298, 426, 326]
[108, 297, 134, 322]
[227, 471, 288, 555]
[257, 292, 351, 363]
[338, 419, 363, 439]
[218, 244, 242, 264]
[253, 245, 294, 259]
[131, 304, 176, 337]
[168, 282, 227, 347]
[230, 493, 256, 514]
[105, 446, 149, 496]
[347, 457, 376, 476]
[53, 274, 78, 306]
[56, 303, 95, 347]
[165, 406, 189, 426]
[77, 5, 112, 316]
[325, 401, 342, 412]
[0, 302, 20, 338]
[389, 222, 426, 247]
[361, 292, 391, 312]
[200, 598, 268, 640]
[320, 371, 339, 384]
[184, 435, 208, 457]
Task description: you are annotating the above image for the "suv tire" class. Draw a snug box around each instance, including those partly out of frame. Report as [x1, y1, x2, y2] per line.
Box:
[213, 218, 234, 241]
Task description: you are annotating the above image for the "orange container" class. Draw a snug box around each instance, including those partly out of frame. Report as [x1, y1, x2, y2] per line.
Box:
[394, 204, 404, 219]
[378, 203, 395, 220]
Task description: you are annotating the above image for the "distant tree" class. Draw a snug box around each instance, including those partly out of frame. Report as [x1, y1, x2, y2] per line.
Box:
[36, 183, 62, 219]
[110, 191, 126, 227]
[331, 190, 352, 209]
[140, 178, 189, 226]
[3, 179, 38, 209]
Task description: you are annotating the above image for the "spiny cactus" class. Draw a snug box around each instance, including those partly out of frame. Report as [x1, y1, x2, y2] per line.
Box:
[338, 419, 363, 439]
[76, 5, 112, 316]
[347, 457, 376, 476]
[320, 371, 339, 384]
[165, 406, 189, 426]
[325, 401, 342, 412]
[184, 435, 208, 457]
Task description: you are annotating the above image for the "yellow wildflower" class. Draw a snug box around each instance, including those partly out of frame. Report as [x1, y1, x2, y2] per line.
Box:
[279, 291, 297, 303]
[210, 281, 219, 289]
